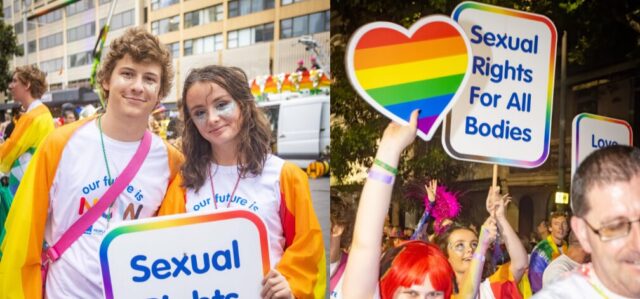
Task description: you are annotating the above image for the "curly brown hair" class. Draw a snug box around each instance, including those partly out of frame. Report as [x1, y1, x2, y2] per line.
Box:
[181, 65, 272, 191]
[13, 65, 47, 99]
[96, 27, 173, 101]
[330, 194, 356, 250]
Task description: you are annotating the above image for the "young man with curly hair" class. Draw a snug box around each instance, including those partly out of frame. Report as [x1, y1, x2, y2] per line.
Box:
[0, 27, 183, 298]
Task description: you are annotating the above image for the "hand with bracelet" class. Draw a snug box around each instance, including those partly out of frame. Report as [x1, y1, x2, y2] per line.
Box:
[345, 110, 437, 299]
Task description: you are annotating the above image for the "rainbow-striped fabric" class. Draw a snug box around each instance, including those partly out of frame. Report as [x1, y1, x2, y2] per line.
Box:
[528, 235, 567, 293]
[0, 103, 54, 193]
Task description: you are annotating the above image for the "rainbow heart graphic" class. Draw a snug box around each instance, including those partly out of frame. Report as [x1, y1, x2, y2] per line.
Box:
[346, 16, 472, 140]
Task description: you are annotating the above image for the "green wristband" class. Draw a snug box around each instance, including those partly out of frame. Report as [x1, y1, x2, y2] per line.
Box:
[374, 158, 398, 175]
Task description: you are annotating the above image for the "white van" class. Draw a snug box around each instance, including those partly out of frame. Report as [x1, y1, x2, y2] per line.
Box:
[259, 95, 330, 169]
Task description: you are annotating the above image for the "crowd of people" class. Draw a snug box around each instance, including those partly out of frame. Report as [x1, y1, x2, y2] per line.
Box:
[330, 110, 640, 298]
[0, 27, 325, 299]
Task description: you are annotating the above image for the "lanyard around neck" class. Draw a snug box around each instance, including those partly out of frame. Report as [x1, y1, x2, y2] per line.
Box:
[208, 166, 241, 210]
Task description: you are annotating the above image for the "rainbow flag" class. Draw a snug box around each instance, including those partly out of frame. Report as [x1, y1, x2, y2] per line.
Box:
[281, 75, 293, 92]
[250, 79, 261, 96]
[264, 76, 277, 94]
[352, 21, 468, 135]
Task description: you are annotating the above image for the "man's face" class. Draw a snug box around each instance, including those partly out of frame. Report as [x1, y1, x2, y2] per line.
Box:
[550, 216, 568, 244]
[8, 74, 29, 103]
[572, 174, 640, 297]
[101, 54, 162, 121]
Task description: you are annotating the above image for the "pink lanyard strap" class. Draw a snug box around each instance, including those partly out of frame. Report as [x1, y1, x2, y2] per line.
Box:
[329, 253, 349, 293]
[208, 167, 241, 210]
[42, 131, 152, 265]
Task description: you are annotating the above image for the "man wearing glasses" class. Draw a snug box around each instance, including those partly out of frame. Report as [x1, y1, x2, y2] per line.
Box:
[533, 145, 640, 298]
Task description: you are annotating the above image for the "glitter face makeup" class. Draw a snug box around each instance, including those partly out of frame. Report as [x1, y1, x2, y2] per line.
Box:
[185, 81, 243, 148]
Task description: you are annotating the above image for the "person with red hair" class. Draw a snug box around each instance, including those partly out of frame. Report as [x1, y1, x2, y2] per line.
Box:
[341, 110, 485, 299]
[379, 241, 454, 298]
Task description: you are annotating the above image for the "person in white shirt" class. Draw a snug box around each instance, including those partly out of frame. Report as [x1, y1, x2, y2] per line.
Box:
[329, 194, 355, 299]
[0, 27, 183, 299]
[542, 231, 590, 286]
[534, 145, 640, 298]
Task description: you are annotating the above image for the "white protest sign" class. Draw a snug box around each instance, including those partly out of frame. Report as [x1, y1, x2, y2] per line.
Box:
[443, 1, 557, 168]
[100, 209, 270, 299]
[571, 113, 633, 176]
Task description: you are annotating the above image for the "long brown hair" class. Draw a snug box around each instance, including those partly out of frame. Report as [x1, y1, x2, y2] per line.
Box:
[181, 65, 272, 191]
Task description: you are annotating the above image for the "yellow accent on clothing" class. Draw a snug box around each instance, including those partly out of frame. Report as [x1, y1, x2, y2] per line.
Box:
[0, 116, 183, 299]
[0, 104, 54, 174]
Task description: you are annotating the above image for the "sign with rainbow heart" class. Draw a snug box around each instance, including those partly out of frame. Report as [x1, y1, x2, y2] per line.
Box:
[443, 1, 557, 168]
[571, 113, 633, 176]
[99, 209, 270, 299]
[346, 15, 472, 141]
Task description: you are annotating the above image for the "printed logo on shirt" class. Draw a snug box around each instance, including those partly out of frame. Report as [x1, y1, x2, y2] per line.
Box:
[192, 193, 260, 212]
[78, 176, 147, 235]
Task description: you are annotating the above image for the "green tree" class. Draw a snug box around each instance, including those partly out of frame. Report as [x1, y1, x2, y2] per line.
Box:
[330, 0, 640, 213]
[330, 1, 468, 213]
[0, 11, 24, 96]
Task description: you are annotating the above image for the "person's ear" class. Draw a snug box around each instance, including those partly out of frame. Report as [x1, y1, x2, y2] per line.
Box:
[101, 79, 110, 94]
[571, 216, 593, 254]
[331, 224, 345, 237]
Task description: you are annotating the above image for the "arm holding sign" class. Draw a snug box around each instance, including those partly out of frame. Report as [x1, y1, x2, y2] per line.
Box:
[342, 110, 419, 298]
[487, 186, 528, 283]
[275, 161, 326, 299]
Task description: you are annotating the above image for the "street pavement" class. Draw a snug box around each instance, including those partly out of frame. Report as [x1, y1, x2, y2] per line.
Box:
[309, 176, 330, 297]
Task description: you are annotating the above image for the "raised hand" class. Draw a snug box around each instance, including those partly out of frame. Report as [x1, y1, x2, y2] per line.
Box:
[378, 109, 419, 156]
[425, 179, 438, 203]
[479, 216, 498, 246]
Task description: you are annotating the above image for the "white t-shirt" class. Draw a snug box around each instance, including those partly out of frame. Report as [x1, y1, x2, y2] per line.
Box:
[44, 120, 172, 299]
[542, 254, 580, 286]
[184, 155, 286, 269]
[533, 263, 631, 299]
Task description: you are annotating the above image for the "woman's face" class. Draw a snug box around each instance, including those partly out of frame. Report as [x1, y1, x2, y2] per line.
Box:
[185, 81, 243, 149]
[446, 229, 479, 275]
[393, 278, 444, 299]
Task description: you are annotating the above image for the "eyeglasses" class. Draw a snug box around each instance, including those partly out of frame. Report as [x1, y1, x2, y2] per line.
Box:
[581, 217, 640, 241]
[448, 240, 478, 254]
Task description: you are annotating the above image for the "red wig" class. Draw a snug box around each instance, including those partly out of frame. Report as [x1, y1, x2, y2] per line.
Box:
[379, 241, 455, 299]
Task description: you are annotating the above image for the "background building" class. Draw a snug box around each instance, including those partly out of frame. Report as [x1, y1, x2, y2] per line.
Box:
[1, 0, 329, 105]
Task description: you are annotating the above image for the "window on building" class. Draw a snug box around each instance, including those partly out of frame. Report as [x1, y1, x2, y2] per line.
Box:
[215, 4, 223, 21]
[151, 0, 179, 11]
[100, 9, 134, 30]
[13, 0, 19, 13]
[184, 33, 223, 56]
[14, 21, 36, 34]
[39, 32, 63, 50]
[69, 51, 92, 68]
[151, 15, 179, 35]
[40, 57, 63, 74]
[184, 5, 221, 28]
[99, 0, 112, 5]
[28, 40, 36, 53]
[280, 10, 329, 39]
[227, 23, 273, 49]
[68, 78, 91, 88]
[67, 22, 95, 43]
[38, 9, 62, 24]
[228, 0, 274, 18]
[66, 0, 94, 17]
[281, 0, 304, 5]
[49, 83, 63, 91]
[167, 42, 179, 58]
[3, 6, 12, 18]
